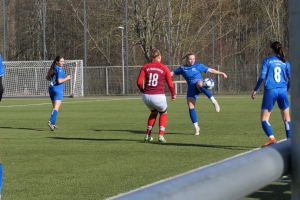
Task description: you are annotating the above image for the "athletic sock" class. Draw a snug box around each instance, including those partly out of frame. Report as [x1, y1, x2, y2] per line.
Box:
[285, 121, 291, 139]
[159, 112, 167, 136]
[49, 109, 58, 124]
[193, 122, 199, 129]
[146, 112, 158, 135]
[189, 108, 198, 123]
[262, 120, 274, 138]
[199, 86, 213, 98]
[210, 96, 216, 104]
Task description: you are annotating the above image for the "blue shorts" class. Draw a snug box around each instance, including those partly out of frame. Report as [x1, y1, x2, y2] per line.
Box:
[186, 84, 201, 99]
[49, 88, 63, 101]
[261, 87, 289, 110]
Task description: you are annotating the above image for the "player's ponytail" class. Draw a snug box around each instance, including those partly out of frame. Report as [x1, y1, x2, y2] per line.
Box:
[270, 41, 286, 63]
[46, 56, 63, 80]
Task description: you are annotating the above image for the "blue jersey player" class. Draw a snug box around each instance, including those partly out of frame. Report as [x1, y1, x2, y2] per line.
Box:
[46, 56, 71, 131]
[252, 41, 291, 147]
[171, 53, 227, 135]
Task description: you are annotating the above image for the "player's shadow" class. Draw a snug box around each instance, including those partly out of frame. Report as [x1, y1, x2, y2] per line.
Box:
[0, 126, 44, 131]
[93, 129, 144, 134]
[47, 136, 137, 142]
[149, 142, 256, 150]
[48, 135, 255, 150]
[93, 129, 199, 136]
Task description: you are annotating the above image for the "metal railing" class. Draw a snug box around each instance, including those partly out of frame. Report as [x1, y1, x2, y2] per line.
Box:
[108, 140, 290, 200]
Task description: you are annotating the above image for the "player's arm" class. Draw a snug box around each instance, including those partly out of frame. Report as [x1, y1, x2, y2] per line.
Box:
[208, 68, 227, 79]
[165, 67, 176, 100]
[252, 60, 267, 99]
[58, 75, 71, 84]
[136, 69, 145, 93]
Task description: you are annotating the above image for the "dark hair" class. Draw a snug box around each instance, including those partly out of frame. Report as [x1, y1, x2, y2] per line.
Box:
[182, 52, 195, 66]
[46, 56, 63, 80]
[151, 49, 161, 61]
[270, 41, 286, 63]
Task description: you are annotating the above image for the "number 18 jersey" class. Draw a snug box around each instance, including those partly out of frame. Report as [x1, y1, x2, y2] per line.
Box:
[137, 60, 175, 96]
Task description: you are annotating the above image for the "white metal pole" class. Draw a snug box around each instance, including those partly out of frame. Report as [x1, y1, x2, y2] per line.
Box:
[118, 26, 125, 94]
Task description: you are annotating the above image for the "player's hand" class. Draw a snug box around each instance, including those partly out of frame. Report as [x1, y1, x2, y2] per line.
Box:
[66, 75, 71, 80]
[222, 73, 228, 79]
[171, 95, 176, 101]
[170, 71, 174, 76]
[251, 91, 256, 99]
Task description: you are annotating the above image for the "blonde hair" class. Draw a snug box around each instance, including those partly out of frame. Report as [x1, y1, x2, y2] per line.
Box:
[151, 49, 161, 61]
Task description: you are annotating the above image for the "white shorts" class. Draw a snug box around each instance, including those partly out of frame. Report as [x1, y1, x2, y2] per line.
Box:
[142, 93, 167, 112]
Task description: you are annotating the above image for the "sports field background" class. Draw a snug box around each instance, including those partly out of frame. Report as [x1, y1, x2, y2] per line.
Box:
[0, 95, 291, 199]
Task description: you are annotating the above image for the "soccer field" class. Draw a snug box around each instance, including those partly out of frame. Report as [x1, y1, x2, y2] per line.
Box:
[0, 95, 290, 199]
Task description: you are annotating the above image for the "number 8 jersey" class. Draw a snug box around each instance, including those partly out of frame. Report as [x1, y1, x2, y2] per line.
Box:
[254, 56, 291, 91]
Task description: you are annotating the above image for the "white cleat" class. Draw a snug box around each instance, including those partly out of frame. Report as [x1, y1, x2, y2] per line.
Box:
[213, 101, 220, 112]
[47, 121, 55, 131]
[194, 126, 200, 135]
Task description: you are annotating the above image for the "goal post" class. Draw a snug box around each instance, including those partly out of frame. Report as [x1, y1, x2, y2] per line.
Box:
[2, 60, 84, 97]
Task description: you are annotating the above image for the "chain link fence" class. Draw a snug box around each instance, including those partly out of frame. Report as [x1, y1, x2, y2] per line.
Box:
[86, 64, 260, 96]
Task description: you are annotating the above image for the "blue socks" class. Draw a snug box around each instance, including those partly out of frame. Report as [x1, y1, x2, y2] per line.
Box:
[199, 86, 213, 98]
[262, 120, 273, 137]
[49, 109, 58, 125]
[285, 121, 291, 138]
[262, 120, 292, 139]
[189, 108, 198, 123]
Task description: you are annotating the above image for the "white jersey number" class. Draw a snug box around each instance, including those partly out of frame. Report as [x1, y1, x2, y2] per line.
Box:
[50, 75, 57, 86]
[148, 73, 159, 87]
[274, 66, 281, 82]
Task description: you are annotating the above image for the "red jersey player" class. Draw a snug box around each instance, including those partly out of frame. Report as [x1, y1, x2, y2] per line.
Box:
[137, 49, 176, 142]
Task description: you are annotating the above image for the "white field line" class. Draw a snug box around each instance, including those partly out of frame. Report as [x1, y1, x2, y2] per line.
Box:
[0, 98, 141, 108]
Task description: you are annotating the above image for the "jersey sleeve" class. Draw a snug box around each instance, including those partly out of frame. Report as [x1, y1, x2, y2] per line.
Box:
[197, 63, 209, 73]
[173, 66, 182, 75]
[254, 59, 267, 91]
[136, 66, 146, 93]
[164, 66, 175, 96]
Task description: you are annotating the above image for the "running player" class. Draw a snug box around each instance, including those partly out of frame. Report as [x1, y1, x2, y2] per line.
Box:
[251, 41, 291, 147]
[137, 49, 176, 142]
[171, 53, 227, 135]
[46, 56, 71, 131]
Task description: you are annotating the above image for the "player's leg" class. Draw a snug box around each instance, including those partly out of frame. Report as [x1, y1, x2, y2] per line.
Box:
[142, 94, 157, 141]
[48, 90, 62, 131]
[145, 110, 157, 141]
[48, 100, 61, 130]
[152, 94, 168, 142]
[281, 108, 291, 139]
[187, 97, 200, 135]
[260, 109, 276, 147]
[158, 110, 167, 142]
[261, 89, 277, 147]
[278, 88, 291, 139]
[196, 81, 220, 112]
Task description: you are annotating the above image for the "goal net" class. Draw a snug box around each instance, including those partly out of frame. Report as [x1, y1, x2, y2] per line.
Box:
[2, 60, 84, 97]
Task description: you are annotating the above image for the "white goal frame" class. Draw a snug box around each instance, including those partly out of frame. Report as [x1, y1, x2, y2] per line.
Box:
[2, 60, 84, 97]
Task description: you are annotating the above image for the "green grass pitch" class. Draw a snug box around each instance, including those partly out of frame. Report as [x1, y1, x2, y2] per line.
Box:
[0, 95, 291, 199]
